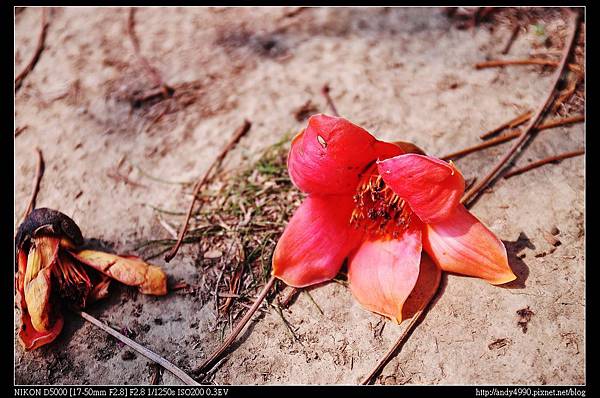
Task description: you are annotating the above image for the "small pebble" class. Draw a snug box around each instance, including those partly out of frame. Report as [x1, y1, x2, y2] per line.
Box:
[121, 351, 136, 361]
[204, 249, 222, 259]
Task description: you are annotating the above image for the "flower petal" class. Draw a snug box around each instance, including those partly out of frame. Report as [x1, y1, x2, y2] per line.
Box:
[24, 267, 54, 332]
[16, 249, 28, 309]
[390, 141, 427, 156]
[423, 204, 516, 285]
[377, 154, 464, 223]
[401, 252, 441, 320]
[18, 312, 64, 351]
[88, 275, 112, 304]
[273, 195, 363, 287]
[24, 236, 59, 286]
[69, 251, 168, 295]
[23, 237, 60, 332]
[348, 223, 422, 323]
[288, 114, 402, 195]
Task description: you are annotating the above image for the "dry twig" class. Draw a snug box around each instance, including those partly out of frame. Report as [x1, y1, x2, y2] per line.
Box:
[164, 120, 252, 262]
[442, 115, 584, 160]
[480, 111, 532, 140]
[551, 72, 583, 114]
[127, 8, 173, 99]
[475, 59, 580, 74]
[15, 126, 29, 138]
[21, 148, 45, 221]
[279, 287, 301, 308]
[78, 311, 199, 385]
[15, 8, 49, 92]
[475, 58, 560, 69]
[503, 149, 584, 179]
[195, 276, 277, 376]
[462, 9, 580, 205]
[501, 24, 521, 55]
[322, 84, 340, 117]
[361, 308, 427, 385]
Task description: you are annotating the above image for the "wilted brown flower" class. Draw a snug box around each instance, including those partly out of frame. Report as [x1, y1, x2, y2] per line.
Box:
[15, 208, 167, 350]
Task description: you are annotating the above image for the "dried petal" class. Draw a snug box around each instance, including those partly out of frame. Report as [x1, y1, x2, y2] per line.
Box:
[24, 267, 54, 332]
[22, 236, 61, 332]
[18, 312, 63, 351]
[70, 250, 167, 295]
[24, 236, 59, 285]
[88, 275, 112, 303]
[16, 249, 28, 309]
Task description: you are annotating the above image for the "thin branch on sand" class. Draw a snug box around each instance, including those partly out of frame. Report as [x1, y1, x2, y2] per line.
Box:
[462, 10, 580, 205]
[322, 84, 340, 117]
[21, 148, 45, 222]
[503, 149, 584, 179]
[195, 276, 277, 376]
[127, 8, 174, 99]
[15, 8, 49, 92]
[442, 115, 584, 160]
[164, 120, 252, 262]
[78, 311, 198, 385]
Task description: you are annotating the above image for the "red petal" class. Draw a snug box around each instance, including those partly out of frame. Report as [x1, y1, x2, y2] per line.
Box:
[401, 252, 441, 320]
[18, 312, 64, 351]
[348, 223, 422, 323]
[423, 204, 516, 285]
[273, 195, 363, 287]
[377, 154, 464, 223]
[288, 114, 403, 195]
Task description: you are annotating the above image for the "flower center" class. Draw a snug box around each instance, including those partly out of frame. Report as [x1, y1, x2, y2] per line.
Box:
[350, 170, 413, 239]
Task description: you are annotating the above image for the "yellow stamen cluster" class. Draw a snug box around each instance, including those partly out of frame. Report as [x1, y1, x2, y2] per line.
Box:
[350, 173, 413, 238]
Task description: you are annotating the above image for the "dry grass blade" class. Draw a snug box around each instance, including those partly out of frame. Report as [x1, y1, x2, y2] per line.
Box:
[164, 120, 252, 262]
[78, 311, 199, 385]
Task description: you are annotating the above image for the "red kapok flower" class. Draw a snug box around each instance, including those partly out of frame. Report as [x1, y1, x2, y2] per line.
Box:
[272, 114, 516, 323]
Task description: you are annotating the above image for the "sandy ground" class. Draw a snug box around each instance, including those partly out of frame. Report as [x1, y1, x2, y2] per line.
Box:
[14, 7, 584, 385]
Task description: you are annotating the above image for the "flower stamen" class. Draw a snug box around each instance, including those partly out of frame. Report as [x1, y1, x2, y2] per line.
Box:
[350, 172, 413, 238]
